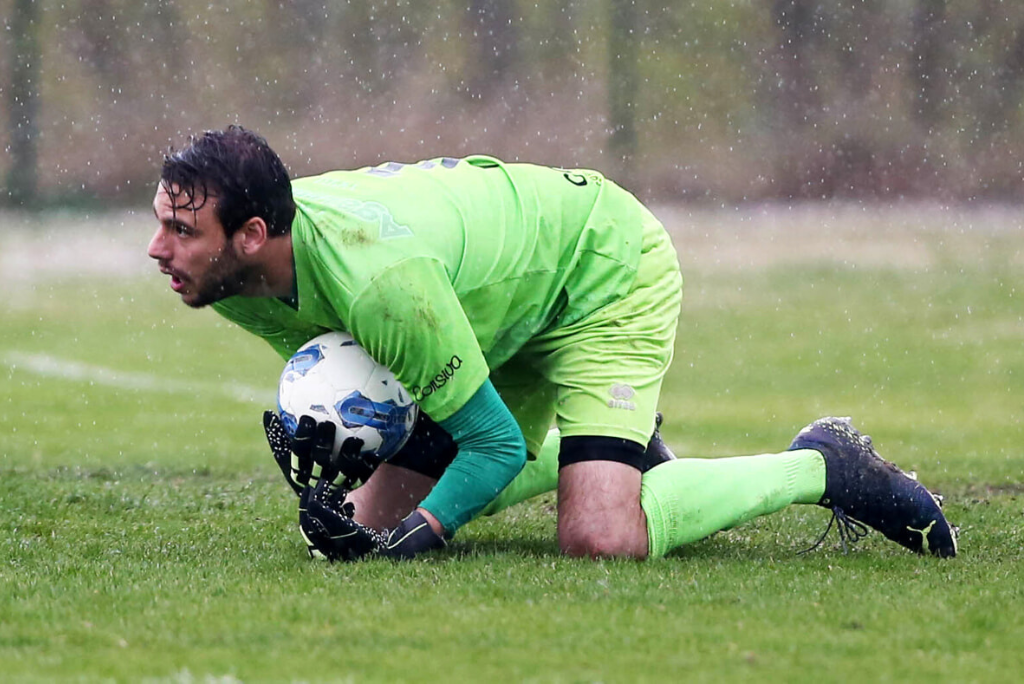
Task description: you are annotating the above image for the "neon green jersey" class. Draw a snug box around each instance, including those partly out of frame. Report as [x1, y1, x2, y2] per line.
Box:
[212, 156, 646, 422]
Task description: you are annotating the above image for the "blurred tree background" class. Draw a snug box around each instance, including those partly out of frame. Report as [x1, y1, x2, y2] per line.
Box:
[2, 0, 1024, 207]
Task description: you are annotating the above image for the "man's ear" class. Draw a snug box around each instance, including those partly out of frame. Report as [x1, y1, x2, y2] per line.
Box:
[235, 217, 269, 256]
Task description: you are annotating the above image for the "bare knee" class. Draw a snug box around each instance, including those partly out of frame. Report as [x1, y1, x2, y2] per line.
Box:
[557, 460, 649, 559]
[559, 522, 649, 559]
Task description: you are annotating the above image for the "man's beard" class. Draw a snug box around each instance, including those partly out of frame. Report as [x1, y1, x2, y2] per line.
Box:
[185, 243, 254, 308]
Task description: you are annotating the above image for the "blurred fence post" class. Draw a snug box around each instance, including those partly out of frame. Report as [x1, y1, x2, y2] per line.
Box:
[983, 17, 1024, 137]
[910, 0, 947, 129]
[608, 0, 638, 188]
[770, 0, 819, 132]
[6, 0, 41, 208]
[466, 0, 519, 98]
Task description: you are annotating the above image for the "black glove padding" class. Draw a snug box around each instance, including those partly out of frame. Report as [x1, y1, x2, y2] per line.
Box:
[330, 430, 377, 487]
[264, 410, 307, 496]
[265, 412, 375, 496]
[301, 475, 385, 561]
[300, 478, 446, 562]
[294, 415, 341, 488]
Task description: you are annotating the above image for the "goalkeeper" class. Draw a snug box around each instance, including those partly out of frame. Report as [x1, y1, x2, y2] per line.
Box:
[148, 126, 957, 561]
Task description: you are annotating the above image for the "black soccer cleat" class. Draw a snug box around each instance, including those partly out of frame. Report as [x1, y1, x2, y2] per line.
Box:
[642, 412, 677, 472]
[789, 417, 957, 558]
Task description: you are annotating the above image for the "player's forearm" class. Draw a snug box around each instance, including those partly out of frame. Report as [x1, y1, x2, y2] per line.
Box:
[419, 379, 527, 533]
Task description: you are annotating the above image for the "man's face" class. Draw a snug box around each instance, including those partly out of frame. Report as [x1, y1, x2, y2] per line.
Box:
[148, 183, 247, 308]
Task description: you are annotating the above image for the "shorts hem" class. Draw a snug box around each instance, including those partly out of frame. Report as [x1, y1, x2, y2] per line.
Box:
[557, 422, 649, 448]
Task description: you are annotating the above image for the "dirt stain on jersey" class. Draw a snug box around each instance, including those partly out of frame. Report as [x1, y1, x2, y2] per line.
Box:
[340, 227, 374, 247]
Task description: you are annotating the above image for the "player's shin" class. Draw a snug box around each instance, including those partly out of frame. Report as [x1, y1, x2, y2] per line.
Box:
[640, 450, 825, 558]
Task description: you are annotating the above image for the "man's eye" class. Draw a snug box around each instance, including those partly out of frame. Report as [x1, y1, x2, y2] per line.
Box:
[175, 224, 190, 236]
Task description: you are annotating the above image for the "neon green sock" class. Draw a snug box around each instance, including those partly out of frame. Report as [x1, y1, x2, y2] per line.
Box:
[477, 428, 560, 517]
[641, 449, 825, 558]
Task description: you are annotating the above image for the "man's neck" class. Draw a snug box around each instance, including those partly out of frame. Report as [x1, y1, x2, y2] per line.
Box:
[243, 233, 295, 299]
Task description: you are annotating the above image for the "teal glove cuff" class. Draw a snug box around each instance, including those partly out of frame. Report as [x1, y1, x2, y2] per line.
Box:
[420, 379, 527, 533]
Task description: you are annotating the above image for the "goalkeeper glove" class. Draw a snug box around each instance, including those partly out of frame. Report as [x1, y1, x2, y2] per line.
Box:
[292, 421, 367, 559]
[301, 475, 446, 561]
[263, 411, 377, 496]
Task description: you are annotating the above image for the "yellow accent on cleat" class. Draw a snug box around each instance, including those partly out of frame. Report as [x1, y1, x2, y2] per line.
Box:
[908, 520, 936, 553]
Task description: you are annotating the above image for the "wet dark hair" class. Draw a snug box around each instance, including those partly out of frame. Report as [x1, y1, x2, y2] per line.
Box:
[160, 125, 295, 237]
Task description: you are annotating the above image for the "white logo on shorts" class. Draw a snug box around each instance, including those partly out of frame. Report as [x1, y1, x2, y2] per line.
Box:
[608, 383, 637, 410]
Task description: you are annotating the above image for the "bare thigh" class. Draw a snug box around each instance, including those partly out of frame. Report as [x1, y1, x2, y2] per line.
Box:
[557, 461, 648, 559]
[345, 463, 438, 530]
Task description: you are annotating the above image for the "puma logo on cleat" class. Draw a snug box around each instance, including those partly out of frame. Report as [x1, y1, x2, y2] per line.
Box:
[907, 520, 937, 551]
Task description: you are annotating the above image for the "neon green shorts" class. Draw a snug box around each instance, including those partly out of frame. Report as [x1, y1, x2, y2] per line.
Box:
[491, 202, 683, 456]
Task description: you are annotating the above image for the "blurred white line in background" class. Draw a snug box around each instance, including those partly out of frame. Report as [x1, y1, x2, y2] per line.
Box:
[3, 351, 275, 404]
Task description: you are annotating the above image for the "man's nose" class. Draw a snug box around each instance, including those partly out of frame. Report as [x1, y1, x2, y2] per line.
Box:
[147, 227, 169, 260]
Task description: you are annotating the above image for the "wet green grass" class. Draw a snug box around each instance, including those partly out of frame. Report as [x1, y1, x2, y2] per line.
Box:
[1, 214, 1022, 682]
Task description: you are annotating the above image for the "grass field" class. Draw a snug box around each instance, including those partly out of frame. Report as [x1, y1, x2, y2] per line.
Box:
[1, 205, 1022, 682]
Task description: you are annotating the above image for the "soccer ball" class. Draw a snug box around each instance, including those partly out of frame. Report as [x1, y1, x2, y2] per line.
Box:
[277, 331, 418, 463]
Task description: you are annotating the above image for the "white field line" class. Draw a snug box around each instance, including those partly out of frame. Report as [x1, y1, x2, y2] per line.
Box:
[4, 351, 276, 405]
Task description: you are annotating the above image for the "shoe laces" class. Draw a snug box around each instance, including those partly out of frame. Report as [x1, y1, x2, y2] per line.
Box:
[799, 506, 870, 555]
